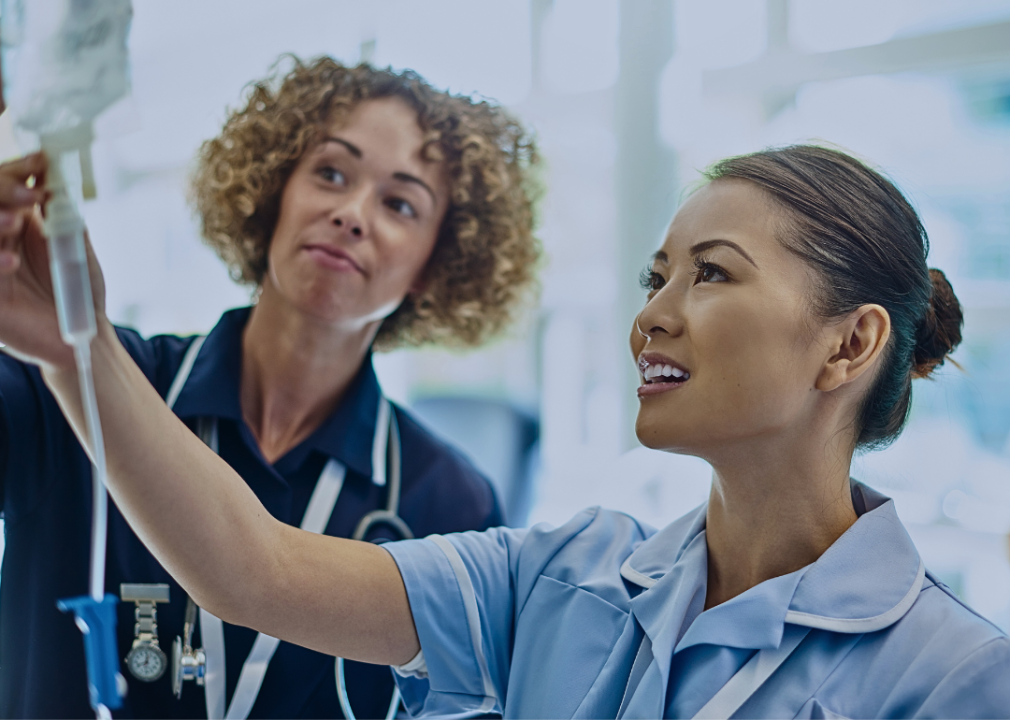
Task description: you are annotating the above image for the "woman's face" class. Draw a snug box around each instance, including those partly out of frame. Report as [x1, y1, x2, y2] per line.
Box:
[263, 97, 449, 329]
[631, 178, 831, 457]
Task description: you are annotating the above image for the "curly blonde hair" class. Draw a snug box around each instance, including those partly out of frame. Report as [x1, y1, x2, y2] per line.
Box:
[191, 56, 540, 350]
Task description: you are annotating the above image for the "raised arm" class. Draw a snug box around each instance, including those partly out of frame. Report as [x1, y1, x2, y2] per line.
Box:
[0, 155, 420, 666]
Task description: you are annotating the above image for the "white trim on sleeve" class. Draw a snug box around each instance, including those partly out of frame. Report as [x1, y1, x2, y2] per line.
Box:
[429, 535, 499, 713]
[392, 649, 429, 679]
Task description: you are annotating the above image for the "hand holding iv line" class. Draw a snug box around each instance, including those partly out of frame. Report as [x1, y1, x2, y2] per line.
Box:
[1, 0, 133, 712]
[0, 138, 123, 718]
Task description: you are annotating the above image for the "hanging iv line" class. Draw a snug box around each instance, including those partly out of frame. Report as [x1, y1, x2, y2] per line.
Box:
[3, 0, 136, 715]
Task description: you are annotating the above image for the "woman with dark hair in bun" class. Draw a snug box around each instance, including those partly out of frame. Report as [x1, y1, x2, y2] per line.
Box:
[1, 144, 1006, 718]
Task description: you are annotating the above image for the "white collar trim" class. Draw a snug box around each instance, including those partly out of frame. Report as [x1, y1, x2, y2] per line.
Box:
[620, 556, 658, 589]
[783, 559, 926, 633]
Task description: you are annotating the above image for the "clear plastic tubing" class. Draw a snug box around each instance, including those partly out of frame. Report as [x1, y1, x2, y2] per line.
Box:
[47, 152, 108, 604]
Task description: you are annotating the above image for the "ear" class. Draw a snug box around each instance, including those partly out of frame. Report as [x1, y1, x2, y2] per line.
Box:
[408, 277, 427, 297]
[404, 264, 429, 297]
[815, 304, 891, 392]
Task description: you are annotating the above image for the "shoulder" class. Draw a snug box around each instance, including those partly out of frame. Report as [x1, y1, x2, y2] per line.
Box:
[113, 325, 200, 397]
[499, 507, 654, 608]
[528, 506, 655, 573]
[0, 347, 46, 411]
[886, 570, 1007, 665]
[393, 404, 506, 531]
[0, 326, 196, 441]
[877, 570, 1010, 715]
[908, 571, 1007, 647]
[915, 627, 1010, 717]
[410, 506, 652, 602]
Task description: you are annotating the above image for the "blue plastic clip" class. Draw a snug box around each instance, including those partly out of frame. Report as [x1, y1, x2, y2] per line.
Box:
[57, 594, 125, 712]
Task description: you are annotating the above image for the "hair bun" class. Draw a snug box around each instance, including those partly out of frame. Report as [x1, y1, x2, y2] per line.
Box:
[913, 268, 963, 379]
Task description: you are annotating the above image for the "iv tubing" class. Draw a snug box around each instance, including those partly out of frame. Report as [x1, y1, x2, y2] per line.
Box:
[74, 341, 108, 602]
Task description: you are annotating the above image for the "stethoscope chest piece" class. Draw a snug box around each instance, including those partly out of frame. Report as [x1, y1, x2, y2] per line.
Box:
[172, 637, 206, 697]
[172, 596, 206, 698]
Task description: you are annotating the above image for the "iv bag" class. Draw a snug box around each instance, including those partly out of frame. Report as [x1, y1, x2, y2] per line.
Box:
[1, 0, 133, 138]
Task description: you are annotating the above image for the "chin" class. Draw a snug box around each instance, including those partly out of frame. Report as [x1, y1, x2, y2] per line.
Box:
[634, 406, 723, 457]
[636, 417, 688, 452]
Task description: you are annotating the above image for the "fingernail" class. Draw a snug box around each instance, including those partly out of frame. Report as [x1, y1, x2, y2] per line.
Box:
[0, 252, 16, 271]
[0, 212, 15, 229]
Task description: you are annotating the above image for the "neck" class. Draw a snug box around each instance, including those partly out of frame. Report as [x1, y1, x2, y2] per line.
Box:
[702, 425, 857, 610]
[240, 290, 379, 464]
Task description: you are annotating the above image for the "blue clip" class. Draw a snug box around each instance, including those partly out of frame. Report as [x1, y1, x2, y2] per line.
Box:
[57, 594, 125, 712]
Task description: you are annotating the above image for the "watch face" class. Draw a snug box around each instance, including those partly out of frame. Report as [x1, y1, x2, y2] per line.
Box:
[127, 644, 167, 682]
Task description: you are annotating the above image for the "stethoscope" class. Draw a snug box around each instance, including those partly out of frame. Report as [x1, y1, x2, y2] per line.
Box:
[163, 336, 413, 720]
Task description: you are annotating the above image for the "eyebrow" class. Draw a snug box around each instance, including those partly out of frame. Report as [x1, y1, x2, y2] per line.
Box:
[690, 239, 758, 268]
[392, 172, 437, 206]
[321, 136, 438, 206]
[323, 136, 361, 158]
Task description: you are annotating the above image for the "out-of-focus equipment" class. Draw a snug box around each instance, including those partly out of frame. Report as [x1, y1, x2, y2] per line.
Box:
[2, 1, 134, 717]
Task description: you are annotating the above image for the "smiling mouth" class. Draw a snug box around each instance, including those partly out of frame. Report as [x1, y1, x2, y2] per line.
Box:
[304, 244, 364, 274]
[637, 356, 690, 396]
[640, 362, 690, 385]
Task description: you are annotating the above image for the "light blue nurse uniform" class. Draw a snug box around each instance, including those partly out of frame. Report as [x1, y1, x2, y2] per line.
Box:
[383, 482, 1010, 718]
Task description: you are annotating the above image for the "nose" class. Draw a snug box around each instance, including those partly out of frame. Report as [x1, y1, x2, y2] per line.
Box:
[333, 216, 363, 237]
[635, 286, 684, 340]
[331, 187, 369, 239]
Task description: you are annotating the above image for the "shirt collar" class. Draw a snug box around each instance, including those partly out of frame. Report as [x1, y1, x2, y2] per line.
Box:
[621, 480, 924, 649]
[170, 306, 382, 479]
[783, 482, 926, 633]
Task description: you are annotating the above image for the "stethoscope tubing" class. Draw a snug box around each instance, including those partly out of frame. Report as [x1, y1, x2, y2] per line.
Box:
[166, 336, 412, 720]
[338, 406, 413, 720]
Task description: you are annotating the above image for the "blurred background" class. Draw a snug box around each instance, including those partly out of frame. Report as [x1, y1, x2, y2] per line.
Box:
[2, 0, 1010, 628]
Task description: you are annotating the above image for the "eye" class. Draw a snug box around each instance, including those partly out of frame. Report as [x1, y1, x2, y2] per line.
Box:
[691, 257, 729, 284]
[638, 266, 666, 293]
[317, 166, 346, 185]
[385, 197, 417, 219]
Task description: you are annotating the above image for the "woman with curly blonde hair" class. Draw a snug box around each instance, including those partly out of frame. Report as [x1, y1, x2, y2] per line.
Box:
[0, 56, 538, 719]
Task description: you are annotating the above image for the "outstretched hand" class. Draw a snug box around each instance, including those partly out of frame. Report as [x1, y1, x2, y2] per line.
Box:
[0, 152, 106, 371]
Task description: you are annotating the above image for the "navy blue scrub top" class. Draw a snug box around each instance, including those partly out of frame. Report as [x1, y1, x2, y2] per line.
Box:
[0, 307, 504, 719]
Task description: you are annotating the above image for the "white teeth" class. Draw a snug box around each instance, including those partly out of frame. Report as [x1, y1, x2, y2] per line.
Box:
[641, 361, 690, 382]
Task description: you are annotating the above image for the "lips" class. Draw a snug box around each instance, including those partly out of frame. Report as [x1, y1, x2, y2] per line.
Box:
[637, 352, 690, 397]
[303, 244, 365, 275]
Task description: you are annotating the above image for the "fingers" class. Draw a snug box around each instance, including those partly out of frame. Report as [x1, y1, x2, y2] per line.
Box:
[0, 250, 20, 275]
[0, 207, 25, 276]
[0, 210, 24, 234]
[0, 153, 47, 275]
[0, 153, 47, 210]
[0, 152, 47, 182]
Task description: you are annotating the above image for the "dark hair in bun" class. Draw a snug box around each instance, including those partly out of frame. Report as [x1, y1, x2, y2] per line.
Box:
[705, 145, 964, 449]
[913, 269, 963, 379]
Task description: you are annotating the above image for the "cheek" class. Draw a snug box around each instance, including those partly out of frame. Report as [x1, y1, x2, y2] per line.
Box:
[374, 232, 437, 295]
[265, 195, 307, 269]
[696, 297, 814, 408]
